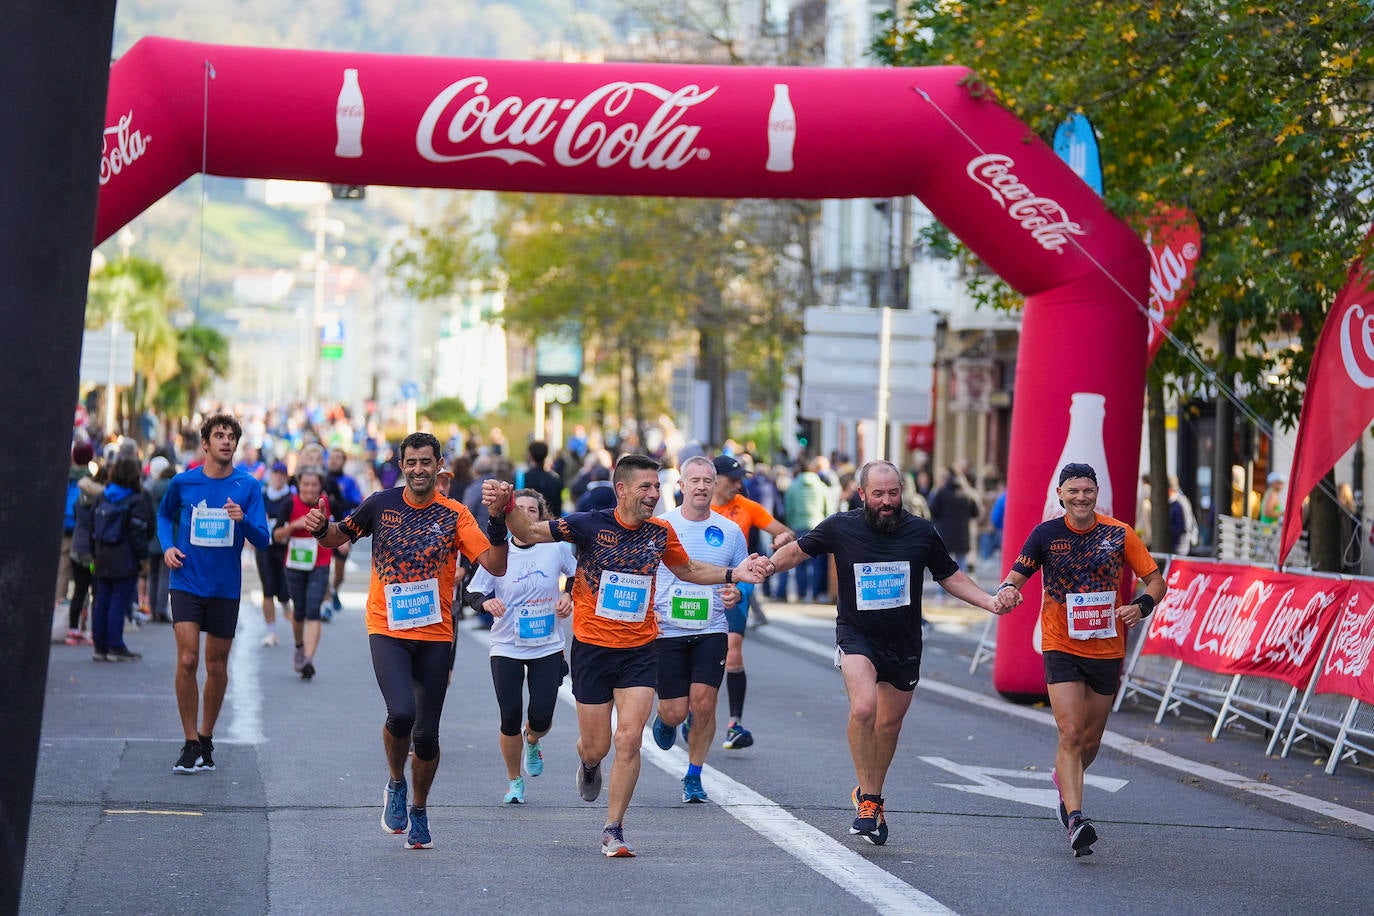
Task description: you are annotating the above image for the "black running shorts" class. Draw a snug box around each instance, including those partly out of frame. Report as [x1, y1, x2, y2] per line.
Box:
[170, 590, 241, 640]
[570, 637, 657, 705]
[655, 632, 727, 699]
[1043, 650, 1124, 697]
[836, 627, 922, 692]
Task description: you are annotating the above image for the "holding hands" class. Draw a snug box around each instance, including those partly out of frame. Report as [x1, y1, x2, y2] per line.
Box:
[482, 479, 514, 516]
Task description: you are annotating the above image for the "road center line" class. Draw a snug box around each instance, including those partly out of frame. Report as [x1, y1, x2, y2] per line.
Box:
[757, 624, 1374, 834]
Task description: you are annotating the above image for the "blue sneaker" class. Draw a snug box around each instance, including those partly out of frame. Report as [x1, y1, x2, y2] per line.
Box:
[651, 714, 677, 751]
[404, 806, 433, 849]
[722, 723, 753, 749]
[381, 778, 408, 834]
[682, 773, 708, 803]
[681, 711, 693, 745]
[523, 735, 544, 777]
[504, 776, 525, 805]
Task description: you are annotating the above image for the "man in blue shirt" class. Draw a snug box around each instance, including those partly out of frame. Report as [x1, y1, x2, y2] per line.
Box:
[158, 414, 272, 775]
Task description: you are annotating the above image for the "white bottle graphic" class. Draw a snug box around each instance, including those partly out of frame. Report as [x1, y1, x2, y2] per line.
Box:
[1042, 392, 1114, 521]
[765, 84, 796, 173]
[335, 69, 364, 158]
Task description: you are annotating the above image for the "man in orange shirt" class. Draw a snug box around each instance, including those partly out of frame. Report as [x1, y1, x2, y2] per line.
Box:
[997, 462, 1166, 857]
[486, 454, 766, 857]
[710, 455, 795, 749]
[303, 432, 508, 851]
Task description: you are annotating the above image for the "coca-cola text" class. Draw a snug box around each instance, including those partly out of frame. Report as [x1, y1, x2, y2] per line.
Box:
[99, 111, 149, 187]
[966, 153, 1086, 254]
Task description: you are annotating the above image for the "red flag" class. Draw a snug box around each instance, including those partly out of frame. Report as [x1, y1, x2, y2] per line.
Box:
[1136, 204, 1202, 361]
[1279, 230, 1374, 565]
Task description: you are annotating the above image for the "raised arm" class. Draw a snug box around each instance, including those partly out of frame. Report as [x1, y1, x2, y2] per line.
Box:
[482, 478, 556, 545]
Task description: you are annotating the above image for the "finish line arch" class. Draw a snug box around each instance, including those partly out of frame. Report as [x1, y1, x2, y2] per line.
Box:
[96, 37, 1149, 697]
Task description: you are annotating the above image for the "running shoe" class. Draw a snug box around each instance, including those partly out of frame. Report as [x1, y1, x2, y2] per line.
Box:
[301, 659, 316, 680]
[108, 647, 143, 661]
[681, 711, 693, 745]
[332, 592, 343, 613]
[172, 739, 201, 774]
[1068, 813, 1098, 857]
[260, 632, 278, 648]
[405, 806, 433, 849]
[721, 724, 754, 750]
[64, 629, 83, 646]
[293, 646, 306, 673]
[682, 773, 708, 803]
[601, 823, 635, 858]
[1051, 769, 1069, 829]
[194, 736, 216, 772]
[576, 760, 602, 803]
[651, 714, 677, 751]
[504, 777, 525, 804]
[91, 651, 110, 662]
[851, 789, 884, 838]
[382, 778, 409, 834]
[523, 735, 544, 777]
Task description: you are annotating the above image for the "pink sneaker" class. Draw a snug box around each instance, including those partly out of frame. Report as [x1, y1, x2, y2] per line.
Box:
[64, 630, 82, 646]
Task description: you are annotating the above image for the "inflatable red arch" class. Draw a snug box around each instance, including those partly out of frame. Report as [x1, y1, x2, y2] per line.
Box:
[97, 38, 1148, 697]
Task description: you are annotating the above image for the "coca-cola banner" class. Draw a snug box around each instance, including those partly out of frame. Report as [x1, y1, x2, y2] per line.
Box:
[1279, 229, 1374, 565]
[1142, 560, 1344, 689]
[97, 38, 1150, 697]
[1135, 204, 1202, 362]
[1314, 581, 1374, 705]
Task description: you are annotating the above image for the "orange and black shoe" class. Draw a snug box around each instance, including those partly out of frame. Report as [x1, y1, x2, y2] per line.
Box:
[850, 787, 887, 844]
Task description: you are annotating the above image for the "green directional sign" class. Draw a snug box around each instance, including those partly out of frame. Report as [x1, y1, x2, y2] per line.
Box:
[320, 343, 343, 360]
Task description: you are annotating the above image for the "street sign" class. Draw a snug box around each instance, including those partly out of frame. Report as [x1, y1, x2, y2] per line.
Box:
[79, 324, 135, 386]
[799, 306, 937, 425]
[320, 320, 344, 360]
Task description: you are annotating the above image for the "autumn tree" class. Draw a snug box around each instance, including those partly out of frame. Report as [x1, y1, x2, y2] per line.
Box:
[875, 1, 1374, 567]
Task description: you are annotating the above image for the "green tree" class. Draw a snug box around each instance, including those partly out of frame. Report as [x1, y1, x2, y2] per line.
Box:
[85, 255, 182, 429]
[875, 1, 1373, 567]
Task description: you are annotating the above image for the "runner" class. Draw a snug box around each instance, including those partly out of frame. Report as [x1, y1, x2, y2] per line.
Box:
[273, 465, 332, 680]
[158, 413, 273, 775]
[484, 454, 767, 858]
[466, 489, 577, 805]
[709, 454, 795, 750]
[995, 462, 1166, 857]
[764, 459, 1006, 845]
[302, 431, 508, 850]
[255, 461, 293, 648]
[648, 455, 747, 803]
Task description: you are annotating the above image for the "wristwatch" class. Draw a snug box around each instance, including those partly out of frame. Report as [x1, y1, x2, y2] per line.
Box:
[725, 568, 734, 585]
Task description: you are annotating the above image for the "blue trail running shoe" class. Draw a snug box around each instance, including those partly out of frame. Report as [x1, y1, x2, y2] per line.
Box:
[682, 773, 708, 803]
[404, 806, 433, 849]
[523, 735, 544, 777]
[504, 777, 525, 804]
[721, 723, 753, 749]
[681, 711, 693, 745]
[651, 714, 677, 751]
[381, 778, 408, 834]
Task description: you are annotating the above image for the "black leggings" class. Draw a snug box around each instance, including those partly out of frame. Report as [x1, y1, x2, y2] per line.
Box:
[369, 634, 452, 761]
[490, 652, 565, 737]
[68, 557, 94, 630]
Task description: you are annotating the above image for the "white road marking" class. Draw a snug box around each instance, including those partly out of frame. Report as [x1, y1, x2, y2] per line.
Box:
[759, 624, 1374, 834]
[919, 756, 1126, 810]
[224, 588, 267, 744]
[470, 626, 954, 915]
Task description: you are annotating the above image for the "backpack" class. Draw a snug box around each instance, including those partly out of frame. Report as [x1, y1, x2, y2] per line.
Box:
[92, 497, 136, 578]
[63, 479, 80, 534]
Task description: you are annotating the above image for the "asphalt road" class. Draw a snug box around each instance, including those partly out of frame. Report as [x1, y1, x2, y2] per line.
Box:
[22, 548, 1374, 914]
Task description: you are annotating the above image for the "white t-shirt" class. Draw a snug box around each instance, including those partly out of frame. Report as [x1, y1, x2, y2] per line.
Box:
[653, 508, 747, 639]
[470, 540, 578, 660]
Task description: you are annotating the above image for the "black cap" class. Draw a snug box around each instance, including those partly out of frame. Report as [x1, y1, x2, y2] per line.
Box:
[712, 455, 747, 480]
[1058, 462, 1098, 486]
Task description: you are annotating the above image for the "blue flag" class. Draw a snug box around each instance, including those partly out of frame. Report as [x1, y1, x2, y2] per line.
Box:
[1052, 113, 1103, 196]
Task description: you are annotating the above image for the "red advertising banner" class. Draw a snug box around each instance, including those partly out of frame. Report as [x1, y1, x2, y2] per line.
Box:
[1136, 203, 1202, 362]
[1143, 560, 1345, 688]
[1314, 581, 1374, 705]
[1279, 228, 1374, 565]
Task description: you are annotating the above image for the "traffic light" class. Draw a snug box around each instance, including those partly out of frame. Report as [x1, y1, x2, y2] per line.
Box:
[796, 419, 817, 453]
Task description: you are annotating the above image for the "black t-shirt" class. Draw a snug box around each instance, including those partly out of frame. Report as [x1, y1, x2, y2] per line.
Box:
[798, 508, 958, 649]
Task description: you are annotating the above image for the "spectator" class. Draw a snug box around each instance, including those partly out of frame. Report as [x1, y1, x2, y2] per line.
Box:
[929, 467, 981, 571]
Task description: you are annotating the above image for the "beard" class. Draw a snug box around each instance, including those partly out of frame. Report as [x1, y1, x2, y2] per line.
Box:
[864, 502, 901, 533]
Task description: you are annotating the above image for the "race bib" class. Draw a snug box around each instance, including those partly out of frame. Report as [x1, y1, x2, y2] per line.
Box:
[515, 603, 559, 646]
[285, 536, 318, 571]
[1066, 590, 1118, 640]
[667, 584, 713, 629]
[853, 561, 910, 610]
[595, 571, 652, 622]
[385, 578, 443, 631]
[190, 504, 234, 547]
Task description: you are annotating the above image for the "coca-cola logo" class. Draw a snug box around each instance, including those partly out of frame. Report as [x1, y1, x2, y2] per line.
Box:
[965, 154, 1086, 254]
[1325, 592, 1374, 677]
[417, 77, 716, 170]
[1193, 576, 1272, 660]
[1251, 586, 1336, 669]
[1337, 299, 1374, 389]
[1139, 205, 1202, 359]
[99, 111, 149, 186]
[1151, 566, 1202, 647]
